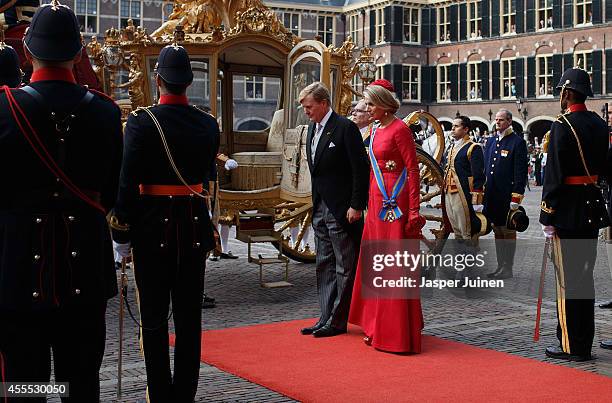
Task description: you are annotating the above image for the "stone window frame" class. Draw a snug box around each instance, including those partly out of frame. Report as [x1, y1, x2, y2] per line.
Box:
[374, 8, 386, 44]
[467, 1, 482, 40]
[437, 6, 451, 43]
[244, 75, 265, 100]
[468, 61, 482, 101]
[75, 0, 99, 34]
[437, 64, 452, 102]
[500, 0, 517, 36]
[536, 54, 554, 98]
[119, 0, 142, 29]
[317, 15, 335, 46]
[402, 64, 421, 103]
[574, 0, 593, 26]
[403, 7, 420, 44]
[281, 12, 301, 37]
[536, 0, 554, 31]
[500, 58, 517, 100]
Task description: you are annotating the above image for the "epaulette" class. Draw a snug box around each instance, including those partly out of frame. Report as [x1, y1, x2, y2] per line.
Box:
[554, 111, 571, 122]
[130, 106, 150, 117]
[88, 88, 116, 104]
[193, 105, 214, 117]
[108, 214, 130, 232]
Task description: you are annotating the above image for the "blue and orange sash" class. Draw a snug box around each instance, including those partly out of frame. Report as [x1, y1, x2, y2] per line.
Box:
[368, 126, 407, 222]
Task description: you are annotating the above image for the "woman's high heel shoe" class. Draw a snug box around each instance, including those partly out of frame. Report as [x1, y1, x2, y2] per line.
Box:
[363, 336, 372, 346]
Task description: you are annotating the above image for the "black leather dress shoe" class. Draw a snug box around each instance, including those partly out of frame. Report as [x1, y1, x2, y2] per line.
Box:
[312, 326, 347, 338]
[220, 251, 239, 259]
[545, 346, 593, 362]
[202, 295, 216, 309]
[300, 323, 323, 335]
[599, 300, 612, 309]
[600, 340, 612, 350]
[491, 269, 513, 280]
[487, 266, 503, 279]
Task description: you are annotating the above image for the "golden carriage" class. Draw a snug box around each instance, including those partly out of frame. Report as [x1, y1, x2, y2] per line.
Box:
[92, 0, 449, 264]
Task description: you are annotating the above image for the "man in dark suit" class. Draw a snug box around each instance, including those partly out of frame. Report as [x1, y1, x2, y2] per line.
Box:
[483, 109, 528, 279]
[299, 82, 369, 338]
[110, 44, 219, 402]
[541, 67, 609, 361]
[0, 3, 123, 400]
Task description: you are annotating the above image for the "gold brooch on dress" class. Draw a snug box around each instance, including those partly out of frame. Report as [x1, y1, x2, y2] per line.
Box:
[385, 160, 397, 171]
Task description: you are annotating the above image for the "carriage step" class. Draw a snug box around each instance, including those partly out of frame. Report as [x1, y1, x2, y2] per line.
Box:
[256, 257, 289, 265]
[261, 281, 293, 288]
[248, 235, 279, 243]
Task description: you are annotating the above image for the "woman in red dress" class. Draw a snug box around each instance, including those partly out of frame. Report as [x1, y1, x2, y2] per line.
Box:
[349, 80, 424, 353]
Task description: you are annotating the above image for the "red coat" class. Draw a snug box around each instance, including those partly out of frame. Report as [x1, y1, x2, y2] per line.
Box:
[349, 118, 423, 353]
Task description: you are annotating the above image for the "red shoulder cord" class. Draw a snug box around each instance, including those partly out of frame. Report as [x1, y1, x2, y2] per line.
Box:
[0, 85, 106, 213]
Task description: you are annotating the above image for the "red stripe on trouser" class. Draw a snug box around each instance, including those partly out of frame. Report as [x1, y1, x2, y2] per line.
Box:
[0, 350, 8, 403]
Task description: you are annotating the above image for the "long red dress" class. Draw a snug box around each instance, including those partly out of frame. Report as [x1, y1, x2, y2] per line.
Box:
[349, 118, 423, 353]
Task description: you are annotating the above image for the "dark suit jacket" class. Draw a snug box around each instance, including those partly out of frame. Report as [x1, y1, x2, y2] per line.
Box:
[306, 110, 369, 236]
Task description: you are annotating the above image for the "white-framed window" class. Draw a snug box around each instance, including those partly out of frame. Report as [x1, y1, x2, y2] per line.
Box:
[437, 64, 451, 101]
[402, 65, 420, 102]
[162, 2, 174, 22]
[437, 6, 451, 43]
[348, 14, 358, 44]
[501, 0, 516, 35]
[245, 76, 264, 100]
[501, 58, 516, 99]
[75, 0, 98, 33]
[375, 8, 385, 44]
[282, 12, 300, 36]
[403, 7, 420, 43]
[467, 1, 482, 39]
[120, 0, 141, 28]
[317, 15, 334, 46]
[574, 0, 593, 26]
[574, 50, 593, 78]
[468, 61, 482, 100]
[537, 0, 553, 30]
[536, 54, 554, 97]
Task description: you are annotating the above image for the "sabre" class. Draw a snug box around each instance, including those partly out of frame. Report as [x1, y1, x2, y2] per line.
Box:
[117, 257, 128, 400]
[534, 237, 551, 342]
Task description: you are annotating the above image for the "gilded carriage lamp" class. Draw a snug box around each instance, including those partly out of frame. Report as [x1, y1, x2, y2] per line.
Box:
[357, 47, 376, 86]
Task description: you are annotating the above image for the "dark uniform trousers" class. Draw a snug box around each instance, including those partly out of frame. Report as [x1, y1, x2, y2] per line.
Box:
[132, 198, 207, 403]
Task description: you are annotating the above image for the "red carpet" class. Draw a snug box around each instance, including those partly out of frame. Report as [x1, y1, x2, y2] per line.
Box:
[171, 319, 612, 402]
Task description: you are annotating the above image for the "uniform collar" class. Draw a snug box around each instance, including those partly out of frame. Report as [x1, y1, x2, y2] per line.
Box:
[567, 103, 587, 113]
[159, 94, 189, 105]
[30, 67, 76, 84]
[497, 127, 513, 139]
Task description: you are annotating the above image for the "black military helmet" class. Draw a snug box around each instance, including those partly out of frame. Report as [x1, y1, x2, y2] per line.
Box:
[0, 43, 22, 87]
[506, 206, 529, 232]
[155, 44, 193, 86]
[23, 0, 82, 62]
[556, 67, 594, 97]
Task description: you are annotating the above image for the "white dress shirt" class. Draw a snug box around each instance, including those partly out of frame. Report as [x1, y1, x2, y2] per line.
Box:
[311, 108, 333, 163]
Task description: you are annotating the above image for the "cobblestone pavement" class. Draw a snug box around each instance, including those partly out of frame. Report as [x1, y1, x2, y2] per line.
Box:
[47, 185, 612, 402]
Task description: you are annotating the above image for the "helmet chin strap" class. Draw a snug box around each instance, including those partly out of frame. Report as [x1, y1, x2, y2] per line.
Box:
[560, 81, 569, 112]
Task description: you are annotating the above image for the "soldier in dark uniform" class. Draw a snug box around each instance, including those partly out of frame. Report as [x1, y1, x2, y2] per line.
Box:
[483, 109, 528, 279]
[0, 39, 22, 87]
[0, 2, 123, 401]
[111, 44, 219, 403]
[540, 67, 610, 361]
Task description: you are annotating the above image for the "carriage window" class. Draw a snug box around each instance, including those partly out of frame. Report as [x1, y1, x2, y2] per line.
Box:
[233, 75, 281, 132]
[289, 58, 321, 129]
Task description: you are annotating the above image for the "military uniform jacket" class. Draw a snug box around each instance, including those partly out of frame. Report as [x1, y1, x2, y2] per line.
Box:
[112, 97, 219, 252]
[483, 129, 528, 225]
[0, 69, 123, 312]
[444, 138, 485, 234]
[539, 106, 610, 230]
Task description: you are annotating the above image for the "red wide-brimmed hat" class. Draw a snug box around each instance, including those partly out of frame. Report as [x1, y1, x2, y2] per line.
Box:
[369, 79, 395, 92]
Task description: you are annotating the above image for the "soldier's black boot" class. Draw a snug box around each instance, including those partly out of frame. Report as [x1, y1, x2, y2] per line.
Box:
[494, 239, 515, 279]
[487, 239, 505, 278]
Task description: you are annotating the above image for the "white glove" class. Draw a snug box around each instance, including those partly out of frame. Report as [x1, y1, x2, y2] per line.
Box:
[542, 225, 555, 239]
[510, 202, 520, 210]
[473, 204, 484, 213]
[224, 159, 238, 170]
[113, 241, 131, 258]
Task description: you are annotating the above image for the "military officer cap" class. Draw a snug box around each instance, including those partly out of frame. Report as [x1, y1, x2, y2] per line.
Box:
[0, 43, 22, 87]
[23, 0, 82, 62]
[155, 44, 193, 86]
[472, 212, 492, 237]
[556, 67, 594, 97]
